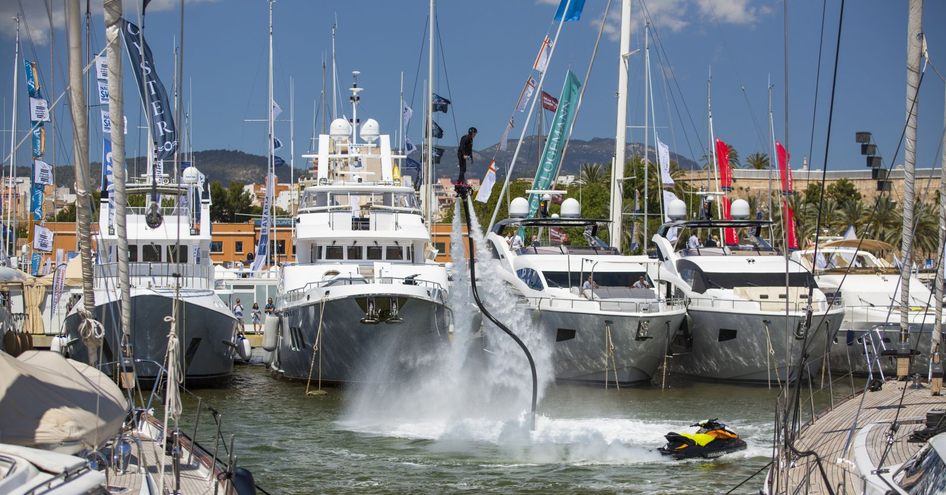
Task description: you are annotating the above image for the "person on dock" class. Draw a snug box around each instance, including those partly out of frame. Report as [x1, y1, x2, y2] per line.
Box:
[265, 297, 275, 316]
[251, 302, 262, 334]
[232, 299, 245, 331]
[456, 127, 476, 184]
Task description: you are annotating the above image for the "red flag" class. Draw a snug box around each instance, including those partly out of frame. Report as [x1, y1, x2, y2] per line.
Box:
[721, 197, 739, 245]
[541, 91, 559, 112]
[715, 139, 732, 191]
[776, 141, 793, 194]
[783, 199, 798, 249]
[550, 227, 566, 243]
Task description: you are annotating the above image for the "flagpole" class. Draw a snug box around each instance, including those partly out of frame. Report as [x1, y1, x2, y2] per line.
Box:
[290, 76, 295, 240]
[5, 16, 19, 260]
[268, 0, 275, 267]
[399, 71, 404, 158]
[767, 77, 778, 245]
[331, 17, 337, 120]
[642, 20, 650, 251]
[426, 0, 434, 235]
[488, 0, 572, 232]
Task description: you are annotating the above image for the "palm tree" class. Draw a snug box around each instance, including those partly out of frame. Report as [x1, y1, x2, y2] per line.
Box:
[746, 152, 769, 170]
[699, 143, 741, 169]
[580, 163, 608, 184]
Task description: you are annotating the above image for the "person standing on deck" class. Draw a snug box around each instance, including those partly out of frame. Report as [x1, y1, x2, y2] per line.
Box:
[457, 127, 477, 184]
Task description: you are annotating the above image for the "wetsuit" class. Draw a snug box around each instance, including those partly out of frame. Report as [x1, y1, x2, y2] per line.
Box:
[457, 133, 474, 183]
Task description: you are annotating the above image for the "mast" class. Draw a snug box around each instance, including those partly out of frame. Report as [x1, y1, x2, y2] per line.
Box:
[104, 0, 132, 370]
[425, 0, 434, 233]
[5, 17, 19, 260]
[783, 0, 789, 150]
[268, 0, 275, 267]
[399, 71, 404, 156]
[290, 76, 295, 239]
[609, 0, 631, 252]
[173, 0, 184, 182]
[320, 55, 327, 134]
[898, 0, 922, 378]
[933, 84, 946, 395]
[66, 0, 95, 314]
[331, 18, 337, 120]
[646, 22, 664, 235]
[707, 70, 723, 236]
[642, 22, 650, 249]
[767, 78, 777, 244]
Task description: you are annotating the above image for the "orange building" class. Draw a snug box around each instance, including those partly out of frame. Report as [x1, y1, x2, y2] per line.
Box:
[430, 223, 468, 264]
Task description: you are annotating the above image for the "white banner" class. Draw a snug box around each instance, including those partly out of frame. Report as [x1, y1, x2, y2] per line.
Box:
[101, 110, 126, 134]
[33, 225, 54, 252]
[657, 139, 674, 185]
[97, 80, 109, 104]
[476, 161, 498, 203]
[499, 119, 513, 152]
[95, 55, 108, 80]
[30, 97, 50, 122]
[33, 159, 53, 185]
[51, 260, 66, 312]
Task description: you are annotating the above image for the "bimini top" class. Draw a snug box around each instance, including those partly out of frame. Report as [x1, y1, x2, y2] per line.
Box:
[491, 217, 610, 235]
[818, 239, 897, 253]
[655, 218, 772, 238]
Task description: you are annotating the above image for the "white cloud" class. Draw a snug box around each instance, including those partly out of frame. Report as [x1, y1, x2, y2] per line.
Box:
[0, 0, 217, 46]
[694, 0, 765, 25]
[589, 0, 771, 42]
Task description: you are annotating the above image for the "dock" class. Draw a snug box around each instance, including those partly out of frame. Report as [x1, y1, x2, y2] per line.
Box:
[771, 379, 946, 493]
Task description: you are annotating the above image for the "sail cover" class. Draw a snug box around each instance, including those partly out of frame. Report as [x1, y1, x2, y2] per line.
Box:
[0, 351, 127, 453]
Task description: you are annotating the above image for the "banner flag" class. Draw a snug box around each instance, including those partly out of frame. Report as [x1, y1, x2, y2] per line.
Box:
[101, 109, 112, 133]
[715, 138, 732, 191]
[33, 160, 52, 185]
[783, 199, 799, 250]
[499, 118, 513, 151]
[274, 156, 286, 167]
[554, 0, 586, 21]
[428, 121, 444, 139]
[405, 137, 416, 155]
[103, 139, 115, 227]
[541, 91, 559, 112]
[527, 70, 581, 219]
[24, 60, 42, 98]
[475, 160, 497, 203]
[432, 94, 451, 113]
[31, 253, 41, 276]
[533, 35, 552, 73]
[776, 141, 793, 194]
[402, 104, 413, 127]
[32, 224, 53, 252]
[95, 55, 108, 80]
[657, 139, 674, 186]
[97, 80, 109, 104]
[721, 197, 738, 245]
[121, 19, 177, 161]
[516, 77, 536, 112]
[32, 127, 45, 158]
[52, 259, 66, 312]
[273, 137, 283, 151]
[404, 157, 422, 190]
[29, 98, 50, 122]
[271, 99, 282, 119]
[432, 146, 445, 164]
[251, 173, 273, 271]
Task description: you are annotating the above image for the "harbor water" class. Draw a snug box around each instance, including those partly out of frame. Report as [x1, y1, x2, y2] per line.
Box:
[177, 365, 819, 494]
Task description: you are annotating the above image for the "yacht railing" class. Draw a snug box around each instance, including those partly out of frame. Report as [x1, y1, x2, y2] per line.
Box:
[94, 262, 214, 290]
[685, 296, 841, 313]
[279, 275, 445, 305]
[518, 295, 686, 315]
[125, 206, 193, 218]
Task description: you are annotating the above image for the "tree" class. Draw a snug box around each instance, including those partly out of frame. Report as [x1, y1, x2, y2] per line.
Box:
[579, 163, 608, 184]
[826, 178, 861, 206]
[209, 180, 255, 222]
[746, 152, 769, 170]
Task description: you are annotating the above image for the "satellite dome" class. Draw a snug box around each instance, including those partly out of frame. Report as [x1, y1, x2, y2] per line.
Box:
[330, 118, 352, 141]
[360, 118, 380, 142]
[509, 197, 529, 218]
[182, 166, 200, 185]
[560, 198, 581, 218]
[730, 199, 750, 219]
[667, 199, 687, 220]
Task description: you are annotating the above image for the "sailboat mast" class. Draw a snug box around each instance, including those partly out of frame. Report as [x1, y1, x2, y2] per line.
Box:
[267, 0, 276, 266]
[6, 17, 19, 260]
[331, 19, 337, 120]
[767, 78, 777, 244]
[609, 0, 631, 253]
[104, 0, 132, 361]
[290, 76, 295, 239]
[933, 84, 946, 395]
[898, 0, 922, 377]
[66, 0, 95, 314]
[426, 0, 434, 234]
[643, 22, 650, 249]
[707, 70, 723, 240]
[646, 22, 664, 234]
[173, 0, 184, 182]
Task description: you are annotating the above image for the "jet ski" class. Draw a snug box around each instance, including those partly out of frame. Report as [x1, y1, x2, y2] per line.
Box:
[658, 419, 747, 460]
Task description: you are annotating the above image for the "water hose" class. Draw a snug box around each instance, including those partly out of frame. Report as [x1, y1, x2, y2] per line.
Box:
[456, 185, 538, 430]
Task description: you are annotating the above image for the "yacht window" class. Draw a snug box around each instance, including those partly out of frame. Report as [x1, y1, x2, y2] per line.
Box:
[166, 245, 188, 263]
[386, 246, 403, 260]
[142, 245, 162, 262]
[516, 268, 544, 291]
[348, 246, 363, 260]
[129, 244, 138, 262]
[543, 271, 646, 288]
[325, 246, 344, 260]
[367, 246, 383, 260]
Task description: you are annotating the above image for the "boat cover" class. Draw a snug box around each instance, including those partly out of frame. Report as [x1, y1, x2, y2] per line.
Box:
[0, 350, 127, 453]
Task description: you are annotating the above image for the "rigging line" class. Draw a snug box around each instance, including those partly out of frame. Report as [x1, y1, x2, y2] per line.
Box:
[784, 1, 845, 476]
[655, 49, 685, 163]
[652, 46, 698, 165]
[804, 0, 829, 184]
[739, 86, 768, 154]
[406, 14, 429, 135]
[434, 15, 460, 143]
[638, 0, 704, 156]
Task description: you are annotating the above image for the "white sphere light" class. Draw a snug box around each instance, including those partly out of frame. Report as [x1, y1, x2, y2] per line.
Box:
[360, 118, 380, 143]
[730, 199, 751, 219]
[509, 197, 530, 218]
[667, 199, 687, 220]
[182, 166, 200, 185]
[330, 118, 352, 141]
[560, 198, 581, 218]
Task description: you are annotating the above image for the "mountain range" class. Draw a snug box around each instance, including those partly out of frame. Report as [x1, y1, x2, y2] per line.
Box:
[38, 138, 700, 189]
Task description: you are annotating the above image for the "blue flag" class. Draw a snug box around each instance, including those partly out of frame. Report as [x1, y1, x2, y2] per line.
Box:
[121, 20, 177, 161]
[432, 146, 445, 164]
[274, 156, 286, 167]
[554, 0, 585, 21]
[428, 121, 444, 139]
[404, 157, 422, 190]
[432, 94, 451, 113]
[405, 138, 417, 155]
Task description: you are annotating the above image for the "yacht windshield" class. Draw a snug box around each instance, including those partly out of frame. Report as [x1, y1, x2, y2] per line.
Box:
[677, 259, 815, 293]
[301, 190, 417, 210]
[543, 271, 649, 288]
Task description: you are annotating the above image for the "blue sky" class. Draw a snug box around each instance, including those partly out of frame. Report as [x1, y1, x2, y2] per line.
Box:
[0, 0, 944, 177]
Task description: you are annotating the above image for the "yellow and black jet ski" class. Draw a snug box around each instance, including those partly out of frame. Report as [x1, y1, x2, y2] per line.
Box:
[658, 419, 747, 460]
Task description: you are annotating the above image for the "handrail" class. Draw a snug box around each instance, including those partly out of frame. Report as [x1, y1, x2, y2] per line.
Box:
[94, 262, 213, 290]
[519, 295, 686, 314]
[279, 275, 445, 305]
[685, 296, 839, 313]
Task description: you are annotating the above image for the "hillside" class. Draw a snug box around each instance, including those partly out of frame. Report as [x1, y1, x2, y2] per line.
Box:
[45, 139, 699, 189]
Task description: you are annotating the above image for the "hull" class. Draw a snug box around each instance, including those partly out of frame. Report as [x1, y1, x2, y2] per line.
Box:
[63, 291, 237, 385]
[537, 308, 684, 385]
[673, 308, 844, 383]
[830, 317, 944, 376]
[272, 293, 449, 384]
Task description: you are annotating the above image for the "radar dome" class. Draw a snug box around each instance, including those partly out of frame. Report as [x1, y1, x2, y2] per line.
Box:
[560, 198, 581, 218]
[667, 199, 687, 220]
[730, 199, 750, 219]
[509, 197, 529, 218]
[360, 118, 380, 142]
[330, 118, 352, 141]
[182, 166, 200, 185]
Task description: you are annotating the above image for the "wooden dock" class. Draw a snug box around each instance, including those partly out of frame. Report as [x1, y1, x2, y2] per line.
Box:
[770, 380, 946, 494]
